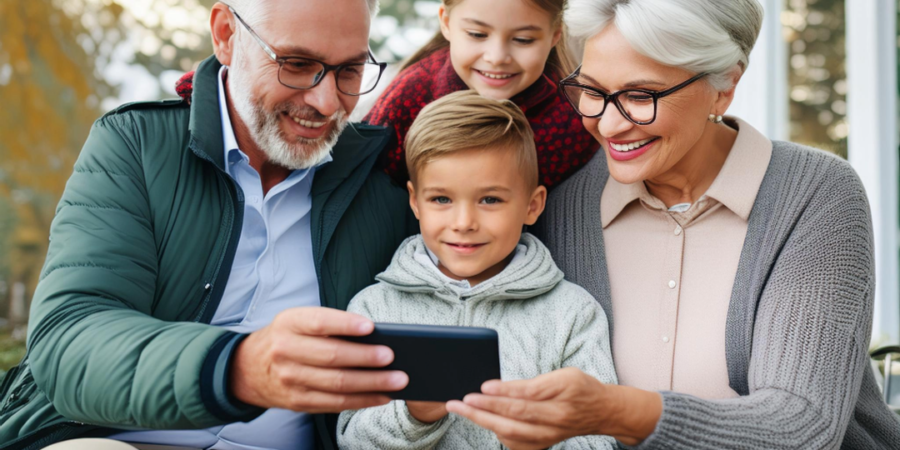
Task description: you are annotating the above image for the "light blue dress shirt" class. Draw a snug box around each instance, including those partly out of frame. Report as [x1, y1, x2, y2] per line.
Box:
[111, 66, 328, 450]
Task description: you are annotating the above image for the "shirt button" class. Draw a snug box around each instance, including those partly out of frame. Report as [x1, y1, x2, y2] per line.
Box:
[668, 280, 677, 289]
[662, 336, 670, 343]
[250, 195, 261, 204]
[674, 226, 682, 236]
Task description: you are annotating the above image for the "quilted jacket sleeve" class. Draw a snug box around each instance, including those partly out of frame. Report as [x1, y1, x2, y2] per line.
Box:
[26, 113, 255, 430]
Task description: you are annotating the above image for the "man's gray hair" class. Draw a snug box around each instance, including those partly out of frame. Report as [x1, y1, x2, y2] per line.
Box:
[223, 0, 379, 25]
[565, 0, 763, 91]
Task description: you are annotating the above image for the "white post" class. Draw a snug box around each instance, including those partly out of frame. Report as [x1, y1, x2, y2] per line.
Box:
[846, 0, 900, 345]
[728, 0, 788, 140]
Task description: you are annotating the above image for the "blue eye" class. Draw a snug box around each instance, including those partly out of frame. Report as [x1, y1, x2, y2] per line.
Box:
[481, 197, 502, 204]
[431, 196, 451, 204]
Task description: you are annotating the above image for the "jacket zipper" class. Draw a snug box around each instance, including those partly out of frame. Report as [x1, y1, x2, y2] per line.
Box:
[190, 148, 245, 324]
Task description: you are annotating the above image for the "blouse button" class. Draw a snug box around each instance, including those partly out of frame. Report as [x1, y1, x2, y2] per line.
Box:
[668, 280, 677, 289]
[662, 336, 670, 343]
[674, 226, 682, 236]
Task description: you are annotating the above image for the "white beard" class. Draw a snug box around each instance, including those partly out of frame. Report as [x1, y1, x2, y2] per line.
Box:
[227, 51, 349, 170]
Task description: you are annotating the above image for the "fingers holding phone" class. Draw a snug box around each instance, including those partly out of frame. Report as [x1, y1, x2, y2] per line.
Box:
[229, 307, 410, 413]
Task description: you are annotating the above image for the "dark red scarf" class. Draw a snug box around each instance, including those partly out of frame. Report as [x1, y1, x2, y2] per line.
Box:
[364, 47, 598, 188]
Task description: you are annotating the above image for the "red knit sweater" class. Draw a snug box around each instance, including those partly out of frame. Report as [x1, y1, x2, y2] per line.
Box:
[365, 47, 598, 188]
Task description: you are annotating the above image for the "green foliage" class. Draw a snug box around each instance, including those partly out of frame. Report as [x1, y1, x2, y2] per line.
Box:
[0, 197, 15, 283]
[0, 330, 27, 376]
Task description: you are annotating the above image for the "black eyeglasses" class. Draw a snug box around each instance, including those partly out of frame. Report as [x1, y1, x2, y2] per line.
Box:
[229, 6, 387, 96]
[559, 66, 707, 125]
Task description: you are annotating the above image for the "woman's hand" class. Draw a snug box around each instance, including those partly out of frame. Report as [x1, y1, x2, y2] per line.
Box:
[445, 367, 662, 449]
[406, 400, 449, 423]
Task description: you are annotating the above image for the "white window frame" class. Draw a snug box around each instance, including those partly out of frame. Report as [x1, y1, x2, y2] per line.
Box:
[846, 0, 899, 345]
[732, 0, 900, 344]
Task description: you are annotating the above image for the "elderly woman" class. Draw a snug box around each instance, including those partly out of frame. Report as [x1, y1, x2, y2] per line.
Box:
[445, 0, 900, 448]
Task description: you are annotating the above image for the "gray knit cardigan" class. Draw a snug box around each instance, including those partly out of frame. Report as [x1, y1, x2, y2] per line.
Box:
[533, 141, 900, 449]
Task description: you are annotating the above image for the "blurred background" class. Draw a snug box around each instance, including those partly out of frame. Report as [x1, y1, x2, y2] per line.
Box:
[0, 0, 896, 382]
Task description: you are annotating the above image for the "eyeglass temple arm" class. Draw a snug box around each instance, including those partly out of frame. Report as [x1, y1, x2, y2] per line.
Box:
[657, 72, 708, 98]
[228, 6, 278, 62]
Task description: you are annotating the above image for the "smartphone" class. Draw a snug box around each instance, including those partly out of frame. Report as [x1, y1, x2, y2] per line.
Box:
[344, 323, 502, 401]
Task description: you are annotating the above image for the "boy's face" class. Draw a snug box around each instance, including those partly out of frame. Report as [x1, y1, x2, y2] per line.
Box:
[408, 147, 547, 286]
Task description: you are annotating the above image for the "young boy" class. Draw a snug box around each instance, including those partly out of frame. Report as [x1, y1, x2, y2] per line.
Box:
[337, 91, 616, 449]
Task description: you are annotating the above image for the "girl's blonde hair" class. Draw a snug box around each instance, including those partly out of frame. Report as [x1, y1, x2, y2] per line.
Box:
[405, 90, 538, 189]
[401, 0, 576, 80]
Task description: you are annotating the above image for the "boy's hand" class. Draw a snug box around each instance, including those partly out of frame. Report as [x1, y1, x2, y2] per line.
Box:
[406, 400, 449, 423]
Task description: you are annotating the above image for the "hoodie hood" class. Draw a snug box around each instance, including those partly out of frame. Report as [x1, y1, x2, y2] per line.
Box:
[375, 232, 564, 303]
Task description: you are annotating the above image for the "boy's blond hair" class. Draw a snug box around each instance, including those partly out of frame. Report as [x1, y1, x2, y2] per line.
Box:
[405, 90, 538, 189]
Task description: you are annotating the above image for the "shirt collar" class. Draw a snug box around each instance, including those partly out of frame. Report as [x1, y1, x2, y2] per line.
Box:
[217, 65, 333, 176]
[218, 66, 244, 172]
[600, 116, 772, 227]
[600, 175, 655, 228]
[702, 117, 772, 221]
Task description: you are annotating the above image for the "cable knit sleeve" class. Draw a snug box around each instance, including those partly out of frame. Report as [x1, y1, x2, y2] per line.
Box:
[636, 157, 879, 449]
[554, 283, 618, 450]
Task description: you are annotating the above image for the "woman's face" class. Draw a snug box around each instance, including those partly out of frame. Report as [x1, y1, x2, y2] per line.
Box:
[439, 0, 561, 100]
[579, 25, 720, 185]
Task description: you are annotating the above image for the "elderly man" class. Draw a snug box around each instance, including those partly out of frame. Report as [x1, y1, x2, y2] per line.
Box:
[0, 0, 417, 449]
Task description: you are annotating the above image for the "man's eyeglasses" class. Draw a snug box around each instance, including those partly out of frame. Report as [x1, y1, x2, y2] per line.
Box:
[229, 6, 387, 96]
[559, 66, 707, 125]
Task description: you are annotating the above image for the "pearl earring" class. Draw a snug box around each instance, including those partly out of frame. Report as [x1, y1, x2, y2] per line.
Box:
[708, 114, 723, 124]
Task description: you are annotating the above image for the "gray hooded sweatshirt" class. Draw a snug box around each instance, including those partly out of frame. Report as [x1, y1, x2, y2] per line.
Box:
[337, 233, 617, 450]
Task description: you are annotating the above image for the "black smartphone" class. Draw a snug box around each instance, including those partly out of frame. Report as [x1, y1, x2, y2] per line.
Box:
[344, 323, 502, 401]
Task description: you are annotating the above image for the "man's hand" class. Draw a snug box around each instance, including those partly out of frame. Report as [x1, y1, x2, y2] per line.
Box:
[406, 401, 448, 423]
[230, 307, 409, 413]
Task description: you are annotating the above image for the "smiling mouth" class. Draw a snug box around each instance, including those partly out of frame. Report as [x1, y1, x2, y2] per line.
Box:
[445, 242, 487, 250]
[285, 113, 326, 129]
[609, 137, 659, 152]
[474, 69, 516, 80]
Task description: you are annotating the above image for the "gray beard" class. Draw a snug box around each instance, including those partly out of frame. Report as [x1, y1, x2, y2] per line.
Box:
[228, 65, 348, 170]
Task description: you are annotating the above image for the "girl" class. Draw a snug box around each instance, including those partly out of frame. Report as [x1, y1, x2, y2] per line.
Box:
[366, 0, 598, 188]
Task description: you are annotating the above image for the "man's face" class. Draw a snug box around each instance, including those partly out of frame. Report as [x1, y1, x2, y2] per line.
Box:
[222, 0, 372, 169]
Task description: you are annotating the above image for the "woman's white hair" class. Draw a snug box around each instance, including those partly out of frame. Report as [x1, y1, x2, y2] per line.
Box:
[565, 0, 763, 92]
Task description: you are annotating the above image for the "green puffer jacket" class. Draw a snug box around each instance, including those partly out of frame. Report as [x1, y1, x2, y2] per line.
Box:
[0, 56, 418, 450]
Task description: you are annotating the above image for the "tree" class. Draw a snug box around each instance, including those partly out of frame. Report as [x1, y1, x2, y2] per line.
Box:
[0, 0, 122, 320]
[784, 0, 848, 157]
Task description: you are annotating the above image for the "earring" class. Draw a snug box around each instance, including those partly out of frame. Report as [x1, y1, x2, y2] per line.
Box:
[708, 114, 723, 124]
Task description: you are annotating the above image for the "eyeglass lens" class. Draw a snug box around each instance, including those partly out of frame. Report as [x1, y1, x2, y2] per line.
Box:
[561, 84, 657, 123]
[279, 59, 382, 95]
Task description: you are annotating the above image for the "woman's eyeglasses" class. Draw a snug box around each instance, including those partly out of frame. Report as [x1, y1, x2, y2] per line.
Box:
[559, 66, 707, 125]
